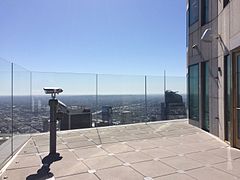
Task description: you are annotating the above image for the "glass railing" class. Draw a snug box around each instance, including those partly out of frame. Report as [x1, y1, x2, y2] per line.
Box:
[0, 58, 12, 169]
[0, 58, 187, 168]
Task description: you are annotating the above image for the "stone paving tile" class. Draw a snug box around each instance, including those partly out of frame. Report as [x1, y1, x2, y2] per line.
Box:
[126, 140, 158, 150]
[60, 136, 89, 143]
[136, 134, 160, 140]
[96, 166, 143, 180]
[208, 147, 240, 160]
[185, 151, 226, 165]
[116, 136, 141, 142]
[147, 138, 178, 147]
[141, 148, 176, 159]
[43, 150, 89, 178]
[131, 160, 176, 178]
[160, 156, 203, 171]
[116, 151, 153, 163]
[164, 144, 200, 155]
[170, 134, 207, 144]
[213, 158, 240, 178]
[74, 146, 108, 160]
[56, 172, 99, 180]
[154, 173, 195, 180]
[7, 154, 41, 170]
[33, 139, 63, 147]
[188, 140, 228, 152]
[186, 167, 238, 180]
[37, 143, 68, 153]
[23, 139, 35, 148]
[58, 132, 83, 138]
[92, 137, 119, 144]
[83, 155, 122, 170]
[102, 143, 135, 154]
[160, 129, 196, 137]
[66, 140, 96, 149]
[19, 146, 38, 155]
[1, 166, 41, 180]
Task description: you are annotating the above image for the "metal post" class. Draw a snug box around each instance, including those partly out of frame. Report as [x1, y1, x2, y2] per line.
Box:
[96, 74, 98, 124]
[164, 70, 166, 103]
[145, 75, 147, 122]
[29, 72, 32, 133]
[11, 63, 13, 157]
[49, 99, 58, 154]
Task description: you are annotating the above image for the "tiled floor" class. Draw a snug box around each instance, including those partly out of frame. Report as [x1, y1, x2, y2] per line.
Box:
[1, 120, 240, 180]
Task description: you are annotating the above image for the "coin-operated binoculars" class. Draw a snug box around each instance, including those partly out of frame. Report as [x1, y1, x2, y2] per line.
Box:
[43, 87, 68, 155]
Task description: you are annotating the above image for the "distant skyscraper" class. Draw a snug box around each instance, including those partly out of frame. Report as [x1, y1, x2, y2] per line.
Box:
[161, 90, 186, 120]
[102, 106, 113, 126]
[42, 119, 49, 132]
[59, 108, 92, 130]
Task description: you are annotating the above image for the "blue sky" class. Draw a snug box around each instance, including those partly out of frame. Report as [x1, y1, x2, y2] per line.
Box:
[0, 0, 186, 76]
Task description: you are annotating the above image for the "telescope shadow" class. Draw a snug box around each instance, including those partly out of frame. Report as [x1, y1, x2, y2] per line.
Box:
[26, 153, 62, 180]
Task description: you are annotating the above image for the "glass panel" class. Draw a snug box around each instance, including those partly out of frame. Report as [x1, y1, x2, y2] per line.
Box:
[237, 56, 240, 138]
[147, 76, 164, 121]
[189, 0, 199, 26]
[164, 76, 187, 120]
[0, 58, 12, 168]
[32, 72, 96, 131]
[13, 63, 31, 152]
[202, 62, 209, 131]
[201, 0, 209, 25]
[188, 64, 199, 121]
[98, 75, 145, 126]
[224, 55, 231, 141]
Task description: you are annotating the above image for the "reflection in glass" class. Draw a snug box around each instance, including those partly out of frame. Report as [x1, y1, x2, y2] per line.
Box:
[201, 0, 209, 25]
[224, 55, 231, 141]
[189, 0, 199, 26]
[188, 64, 199, 121]
[237, 56, 240, 138]
[202, 62, 209, 131]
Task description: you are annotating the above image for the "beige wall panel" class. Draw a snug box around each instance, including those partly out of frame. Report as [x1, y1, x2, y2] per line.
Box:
[218, 6, 230, 58]
[209, 58, 219, 136]
[218, 55, 225, 140]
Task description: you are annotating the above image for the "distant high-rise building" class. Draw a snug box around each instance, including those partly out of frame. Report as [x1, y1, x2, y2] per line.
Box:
[121, 111, 131, 124]
[42, 119, 49, 132]
[59, 108, 92, 130]
[161, 90, 186, 120]
[102, 106, 113, 126]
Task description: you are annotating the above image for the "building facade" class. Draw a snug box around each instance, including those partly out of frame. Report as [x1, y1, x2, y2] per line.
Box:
[187, 0, 240, 149]
[59, 108, 92, 130]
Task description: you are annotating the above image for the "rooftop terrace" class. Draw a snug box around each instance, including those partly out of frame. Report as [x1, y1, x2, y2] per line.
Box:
[1, 120, 240, 180]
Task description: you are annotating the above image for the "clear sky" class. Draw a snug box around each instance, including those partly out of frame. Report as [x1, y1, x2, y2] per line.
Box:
[0, 0, 186, 76]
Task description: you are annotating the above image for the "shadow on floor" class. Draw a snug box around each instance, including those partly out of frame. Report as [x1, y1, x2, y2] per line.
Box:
[26, 153, 62, 180]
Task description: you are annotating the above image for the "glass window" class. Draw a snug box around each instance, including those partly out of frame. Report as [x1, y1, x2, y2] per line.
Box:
[201, 0, 209, 26]
[224, 55, 231, 141]
[188, 64, 199, 121]
[189, 0, 199, 26]
[237, 55, 240, 139]
[202, 62, 209, 131]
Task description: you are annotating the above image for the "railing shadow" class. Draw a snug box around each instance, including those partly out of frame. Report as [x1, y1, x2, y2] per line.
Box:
[26, 153, 62, 180]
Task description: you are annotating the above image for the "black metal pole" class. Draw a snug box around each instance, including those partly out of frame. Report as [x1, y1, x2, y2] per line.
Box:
[49, 99, 58, 154]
